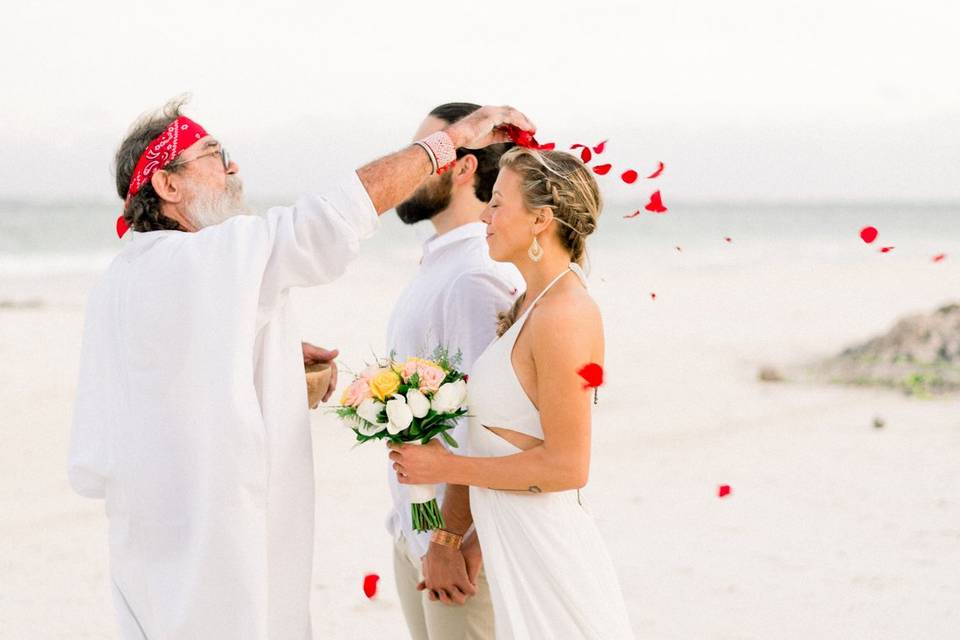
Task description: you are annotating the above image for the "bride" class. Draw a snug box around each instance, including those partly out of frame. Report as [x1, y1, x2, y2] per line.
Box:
[389, 147, 635, 639]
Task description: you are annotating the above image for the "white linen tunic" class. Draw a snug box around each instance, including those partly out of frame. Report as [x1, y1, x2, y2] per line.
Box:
[67, 172, 379, 639]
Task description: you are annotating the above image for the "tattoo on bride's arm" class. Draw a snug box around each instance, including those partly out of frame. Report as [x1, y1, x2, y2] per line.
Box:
[489, 485, 543, 493]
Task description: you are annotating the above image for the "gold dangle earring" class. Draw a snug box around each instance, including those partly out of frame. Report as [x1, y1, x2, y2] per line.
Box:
[528, 234, 544, 262]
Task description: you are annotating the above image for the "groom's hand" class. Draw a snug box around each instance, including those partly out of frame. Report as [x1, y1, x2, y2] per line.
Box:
[301, 342, 339, 402]
[418, 543, 476, 606]
[461, 531, 483, 587]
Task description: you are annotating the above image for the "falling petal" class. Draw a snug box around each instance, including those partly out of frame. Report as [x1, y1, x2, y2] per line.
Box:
[593, 139, 608, 154]
[593, 164, 612, 175]
[577, 363, 604, 389]
[570, 144, 593, 163]
[644, 191, 668, 213]
[621, 169, 638, 184]
[724, 237, 733, 243]
[880, 246, 895, 253]
[650, 292, 657, 300]
[859, 226, 878, 244]
[718, 485, 732, 498]
[675, 246, 682, 252]
[932, 253, 947, 263]
[537, 142, 556, 151]
[116, 215, 129, 239]
[623, 210, 642, 219]
[645, 162, 665, 179]
[363, 573, 380, 599]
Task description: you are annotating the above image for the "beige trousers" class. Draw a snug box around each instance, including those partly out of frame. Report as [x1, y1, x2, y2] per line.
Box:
[392, 535, 495, 640]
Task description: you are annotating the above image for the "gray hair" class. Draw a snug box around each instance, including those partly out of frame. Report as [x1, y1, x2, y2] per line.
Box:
[114, 96, 190, 232]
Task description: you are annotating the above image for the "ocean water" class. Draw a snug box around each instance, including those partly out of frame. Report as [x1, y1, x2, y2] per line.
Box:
[1, 197, 958, 277]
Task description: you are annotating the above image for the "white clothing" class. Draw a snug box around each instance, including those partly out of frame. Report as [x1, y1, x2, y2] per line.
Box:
[384, 222, 523, 560]
[67, 172, 379, 639]
[467, 264, 635, 639]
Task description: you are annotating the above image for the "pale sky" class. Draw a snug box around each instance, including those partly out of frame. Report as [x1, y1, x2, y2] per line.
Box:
[1, 0, 958, 202]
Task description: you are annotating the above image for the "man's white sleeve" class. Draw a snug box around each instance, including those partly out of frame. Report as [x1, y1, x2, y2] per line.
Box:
[258, 171, 378, 309]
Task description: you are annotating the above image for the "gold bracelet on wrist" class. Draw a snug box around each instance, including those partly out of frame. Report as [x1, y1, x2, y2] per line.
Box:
[430, 529, 463, 550]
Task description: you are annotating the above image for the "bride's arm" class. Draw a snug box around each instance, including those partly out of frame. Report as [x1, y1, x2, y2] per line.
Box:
[391, 298, 602, 493]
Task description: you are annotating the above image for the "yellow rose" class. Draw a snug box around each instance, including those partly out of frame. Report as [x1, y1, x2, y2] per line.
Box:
[369, 368, 401, 401]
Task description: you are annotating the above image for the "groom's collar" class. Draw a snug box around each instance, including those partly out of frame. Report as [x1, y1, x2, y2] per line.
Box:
[422, 221, 486, 258]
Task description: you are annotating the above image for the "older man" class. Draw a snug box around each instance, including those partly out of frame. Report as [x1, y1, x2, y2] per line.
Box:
[67, 98, 534, 639]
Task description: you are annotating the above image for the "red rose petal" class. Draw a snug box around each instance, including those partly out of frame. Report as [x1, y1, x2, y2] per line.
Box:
[537, 142, 556, 151]
[724, 237, 732, 243]
[570, 144, 593, 163]
[116, 215, 129, 239]
[650, 292, 657, 300]
[859, 226, 878, 244]
[577, 363, 604, 389]
[621, 169, 638, 184]
[623, 210, 642, 219]
[502, 125, 544, 149]
[363, 573, 380, 599]
[932, 253, 947, 263]
[592, 139, 608, 154]
[644, 191, 668, 213]
[645, 161, 665, 179]
[593, 164, 612, 175]
[718, 485, 732, 498]
[880, 246, 895, 253]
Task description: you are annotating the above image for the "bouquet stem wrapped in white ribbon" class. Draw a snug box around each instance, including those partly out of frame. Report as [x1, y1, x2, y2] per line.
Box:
[333, 347, 468, 532]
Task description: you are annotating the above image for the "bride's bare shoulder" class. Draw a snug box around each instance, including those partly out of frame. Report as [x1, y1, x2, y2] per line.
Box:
[529, 287, 603, 337]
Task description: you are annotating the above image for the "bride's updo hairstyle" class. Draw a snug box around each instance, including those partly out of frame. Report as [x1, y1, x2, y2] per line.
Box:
[495, 147, 603, 337]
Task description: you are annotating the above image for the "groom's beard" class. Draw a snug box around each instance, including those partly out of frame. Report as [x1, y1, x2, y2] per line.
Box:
[395, 172, 453, 225]
[184, 175, 250, 230]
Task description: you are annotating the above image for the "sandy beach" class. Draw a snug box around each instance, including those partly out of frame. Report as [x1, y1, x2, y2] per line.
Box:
[1, 212, 958, 639]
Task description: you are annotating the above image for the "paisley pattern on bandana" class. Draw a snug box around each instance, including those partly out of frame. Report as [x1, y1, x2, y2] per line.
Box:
[127, 116, 208, 199]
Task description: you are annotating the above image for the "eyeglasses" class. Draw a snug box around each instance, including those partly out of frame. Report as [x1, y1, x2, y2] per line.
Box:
[169, 147, 231, 172]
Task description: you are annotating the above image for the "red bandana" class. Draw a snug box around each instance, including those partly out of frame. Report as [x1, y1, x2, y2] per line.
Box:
[116, 116, 208, 238]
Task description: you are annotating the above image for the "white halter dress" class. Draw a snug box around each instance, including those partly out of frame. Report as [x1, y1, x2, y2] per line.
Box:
[467, 264, 635, 639]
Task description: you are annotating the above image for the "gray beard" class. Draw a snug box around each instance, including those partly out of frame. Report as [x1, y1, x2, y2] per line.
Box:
[185, 175, 250, 230]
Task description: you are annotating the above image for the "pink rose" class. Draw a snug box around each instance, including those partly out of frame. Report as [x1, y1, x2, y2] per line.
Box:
[416, 363, 446, 393]
[401, 359, 420, 382]
[341, 378, 372, 408]
[397, 357, 447, 393]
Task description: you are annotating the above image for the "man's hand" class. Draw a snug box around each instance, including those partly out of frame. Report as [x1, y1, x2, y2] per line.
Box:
[417, 542, 477, 606]
[461, 530, 483, 587]
[445, 105, 537, 149]
[301, 342, 338, 403]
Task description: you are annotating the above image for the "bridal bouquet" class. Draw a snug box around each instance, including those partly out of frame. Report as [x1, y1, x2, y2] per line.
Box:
[333, 347, 468, 531]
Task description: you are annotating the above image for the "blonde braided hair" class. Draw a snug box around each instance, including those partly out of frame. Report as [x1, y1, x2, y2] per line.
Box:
[495, 147, 603, 336]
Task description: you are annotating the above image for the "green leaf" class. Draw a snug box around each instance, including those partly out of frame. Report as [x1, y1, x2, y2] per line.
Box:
[440, 431, 459, 448]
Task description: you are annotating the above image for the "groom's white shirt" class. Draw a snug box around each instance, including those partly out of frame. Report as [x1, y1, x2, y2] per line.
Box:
[385, 221, 524, 559]
[67, 172, 378, 639]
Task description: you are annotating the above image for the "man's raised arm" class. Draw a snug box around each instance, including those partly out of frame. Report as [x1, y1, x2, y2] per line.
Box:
[358, 105, 535, 214]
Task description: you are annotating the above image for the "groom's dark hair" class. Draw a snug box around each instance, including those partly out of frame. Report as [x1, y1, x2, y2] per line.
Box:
[429, 102, 513, 203]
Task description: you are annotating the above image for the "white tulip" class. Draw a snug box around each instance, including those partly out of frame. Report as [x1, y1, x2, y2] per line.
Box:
[385, 395, 414, 435]
[356, 398, 387, 436]
[431, 380, 468, 414]
[405, 388, 431, 418]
